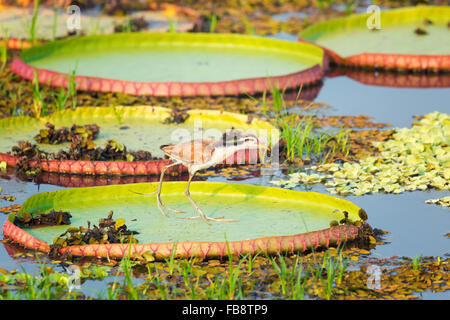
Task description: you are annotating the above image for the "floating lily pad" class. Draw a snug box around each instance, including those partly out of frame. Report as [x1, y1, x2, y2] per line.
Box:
[3, 182, 366, 259]
[0, 106, 275, 175]
[11, 33, 326, 96]
[299, 6, 450, 71]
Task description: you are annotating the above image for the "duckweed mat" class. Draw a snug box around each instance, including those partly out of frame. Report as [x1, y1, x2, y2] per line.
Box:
[272, 112, 449, 196]
[0, 106, 274, 175]
[299, 6, 450, 71]
[11, 33, 326, 96]
[3, 182, 366, 259]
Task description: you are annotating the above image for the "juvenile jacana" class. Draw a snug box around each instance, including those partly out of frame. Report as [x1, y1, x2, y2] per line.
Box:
[133, 132, 269, 223]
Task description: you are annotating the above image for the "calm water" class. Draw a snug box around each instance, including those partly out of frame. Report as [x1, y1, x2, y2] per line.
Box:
[316, 73, 450, 128]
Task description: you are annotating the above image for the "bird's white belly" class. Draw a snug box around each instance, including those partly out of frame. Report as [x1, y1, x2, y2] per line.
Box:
[193, 160, 219, 172]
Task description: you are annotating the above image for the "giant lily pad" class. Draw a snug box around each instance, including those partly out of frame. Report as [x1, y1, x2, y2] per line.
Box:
[11, 33, 326, 96]
[0, 106, 275, 175]
[299, 6, 450, 71]
[3, 182, 366, 259]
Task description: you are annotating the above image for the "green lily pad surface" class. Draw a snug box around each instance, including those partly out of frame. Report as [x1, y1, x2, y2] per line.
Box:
[18, 182, 363, 244]
[21, 33, 324, 82]
[0, 106, 274, 158]
[300, 6, 450, 57]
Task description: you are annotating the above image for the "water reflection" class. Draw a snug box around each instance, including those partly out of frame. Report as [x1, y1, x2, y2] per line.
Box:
[328, 68, 450, 88]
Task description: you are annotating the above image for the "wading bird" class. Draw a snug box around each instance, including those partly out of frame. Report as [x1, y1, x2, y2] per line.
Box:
[133, 132, 269, 223]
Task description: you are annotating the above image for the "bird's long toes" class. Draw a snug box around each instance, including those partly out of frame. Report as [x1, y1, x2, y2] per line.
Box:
[167, 208, 185, 214]
[159, 210, 169, 217]
[177, 215, 235, 223]
[156, 204, 169, 217]
[159, 200, 184, 214]
[206, 217, 236, 223]
[177, 216, 201, 220]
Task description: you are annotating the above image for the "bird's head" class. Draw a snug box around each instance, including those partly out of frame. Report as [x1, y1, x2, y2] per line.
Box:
[221, 132, 270, 152]
[238, 134, 270, 151]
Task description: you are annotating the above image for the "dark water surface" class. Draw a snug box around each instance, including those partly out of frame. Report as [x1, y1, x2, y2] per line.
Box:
[316, 74, 450, 128]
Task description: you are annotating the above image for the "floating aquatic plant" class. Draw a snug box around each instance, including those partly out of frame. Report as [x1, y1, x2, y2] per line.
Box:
[34, 122, 100, 145]
[50, 210, 139, 259]
[426, 197, 450, 207]
[272, 112, 449, 196]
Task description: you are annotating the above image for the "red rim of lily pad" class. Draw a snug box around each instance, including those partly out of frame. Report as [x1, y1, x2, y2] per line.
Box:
[2, 219, 363, 259]
[25, 171, 193, 188]
[299, 6, 450, 72]
[0, 150, 260, 176]
[316, 48, 450, 72]
[0, 152, 185, 175]
[2, 182, 367, 260]
[11, 33, 328, 97]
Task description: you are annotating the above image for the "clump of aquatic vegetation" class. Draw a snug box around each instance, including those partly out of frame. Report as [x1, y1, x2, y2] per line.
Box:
[272, 112, 449, 196]
[13, 210, 72, 228]
[49, 210, 139, 260]
[163, 106, 190, 124]
[425, 196, 450, 207]
[34, 122, 100, 145]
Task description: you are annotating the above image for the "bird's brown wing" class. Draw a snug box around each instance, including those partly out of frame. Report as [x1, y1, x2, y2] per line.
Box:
[161, 139, 218, 164]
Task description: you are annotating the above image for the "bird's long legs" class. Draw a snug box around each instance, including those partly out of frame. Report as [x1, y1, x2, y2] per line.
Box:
[178, 172, 235, 224]
[132, 164, 234, 223]
[156, 162, 185, 216]
[130, 162, 183, 217]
